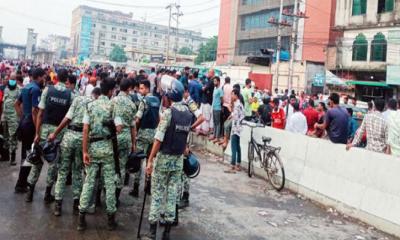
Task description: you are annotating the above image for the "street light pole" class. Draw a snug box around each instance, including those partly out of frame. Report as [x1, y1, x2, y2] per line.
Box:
[166, 4, 173, 65]
[173, 5, 183, 64]
[275, 0, 284, 90]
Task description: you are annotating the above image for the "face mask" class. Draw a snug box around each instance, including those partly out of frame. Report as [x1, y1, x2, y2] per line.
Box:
[8, 79, 17, 86]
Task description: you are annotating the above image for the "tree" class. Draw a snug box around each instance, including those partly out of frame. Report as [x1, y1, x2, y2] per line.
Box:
[195, 36, 217, 65]
[178, 47, 194, 55]
[109, 45, 128, 62]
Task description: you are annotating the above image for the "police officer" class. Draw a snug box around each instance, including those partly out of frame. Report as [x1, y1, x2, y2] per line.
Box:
[14, 68, 45, 193]
[144, 80, 195, 240]
[48, 91, 92, 216]
[78, 78, 117, 231]
[26, 69, 73, 203]
[1, 73, 20, 165]
[130, 79, 160, 198]
[111, 78, 137, 204]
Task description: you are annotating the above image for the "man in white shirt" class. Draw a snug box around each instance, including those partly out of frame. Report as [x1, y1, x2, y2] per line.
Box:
[285, 102, 308, 134]
[383, 99, 397, 121]
[81, 76, 96, 97]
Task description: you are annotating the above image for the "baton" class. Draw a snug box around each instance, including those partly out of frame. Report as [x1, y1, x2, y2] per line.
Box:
[137, 175, 151, 239]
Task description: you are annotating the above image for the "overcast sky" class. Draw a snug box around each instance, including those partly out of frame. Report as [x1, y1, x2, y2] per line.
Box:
[0, 0, 220, 45]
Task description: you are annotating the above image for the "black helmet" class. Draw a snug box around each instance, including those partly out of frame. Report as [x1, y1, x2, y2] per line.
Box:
[126, 151, 147, 173]
[26, 144, 43, 165]
[42, 140, 61, 163]
[183, 153, 200, 178]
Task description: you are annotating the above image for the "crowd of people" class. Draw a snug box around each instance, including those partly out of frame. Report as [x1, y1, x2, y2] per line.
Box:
[0, 59, 399, 238]
[0, 60, 207, 239]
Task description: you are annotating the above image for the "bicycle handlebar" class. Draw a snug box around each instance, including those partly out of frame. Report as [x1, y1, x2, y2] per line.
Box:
[242, 120, 265, 128]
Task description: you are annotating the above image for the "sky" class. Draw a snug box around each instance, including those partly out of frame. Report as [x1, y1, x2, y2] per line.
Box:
[0, 0, 220, 45]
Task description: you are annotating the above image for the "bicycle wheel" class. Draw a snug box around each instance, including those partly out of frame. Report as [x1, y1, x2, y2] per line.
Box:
[264, 151, 285, 191]
[247, 143, 255, 177]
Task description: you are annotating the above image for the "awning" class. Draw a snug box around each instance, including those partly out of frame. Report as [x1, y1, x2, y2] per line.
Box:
[325, 70, 347, 86]
[345, 81, 389, 87]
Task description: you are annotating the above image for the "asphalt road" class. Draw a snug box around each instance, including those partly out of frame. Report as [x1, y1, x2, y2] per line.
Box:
[0, 147, 396, 240]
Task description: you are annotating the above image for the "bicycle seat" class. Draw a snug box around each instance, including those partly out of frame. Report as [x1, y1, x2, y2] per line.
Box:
[262, 137, 272, 143]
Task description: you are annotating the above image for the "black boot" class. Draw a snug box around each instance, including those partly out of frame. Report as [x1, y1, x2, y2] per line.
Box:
[124, 173, 130, 186]
[15, 166, 31, 193]
[144, 223, 157, 240]
[44, 186, 55, 204]
[115, 188, 121, 208]
[129, 183, 139, 198]
[10, 151, 16, 166]
[77, 212, 87, 231]
[73, 199, 80, 215]
[54, 200, 62, 216]
[178, 192, 189, 209]
[25, 183, 35, 202]
[107, 213, 117, 231]
[0, 148, 9, 162]
[162, 223, 172, 240]
[172, 205, 179, 227]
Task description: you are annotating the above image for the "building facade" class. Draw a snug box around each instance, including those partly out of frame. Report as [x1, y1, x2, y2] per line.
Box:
[70, 5, 208, 62]
[25, 28, 38, 60]
[328, 0, 400, 101]
[39, 35, 70, 60]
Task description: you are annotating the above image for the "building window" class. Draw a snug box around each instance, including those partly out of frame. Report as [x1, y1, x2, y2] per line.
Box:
[154, 34, 162, 38]
[242, 0, 263, 5]
[240, 7, 293, 31]
[370, 32, 387, 62]
[120, 28, 128, 33]
[133, 30, 138, 35]
[352, 33, 368, 61]
[111, 43, 116, 47]
[112, 27, 117, 31]
[378, 0, 394, 13]
[352, 0, 367, 16]
[100, 41, 105, 46]
[238, 37, 290, 55]
[152, 41, 159, 46]
[143, 32, 148, 36]
[132, 38, 137, 42]
[121, 36, 127, 41]
[111, 35, 116, 39]
[100, 33, 106, 38]
[92, 24, 96, 28]
[102, 25, 107, 30]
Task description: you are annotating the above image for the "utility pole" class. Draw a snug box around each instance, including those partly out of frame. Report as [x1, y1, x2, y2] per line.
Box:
[285, 0, 308, 95]
[141, 13, 147, 63]
[173, 5, 183, 64]
[275, 0, 284, 90]
[166, 4, 173, 65]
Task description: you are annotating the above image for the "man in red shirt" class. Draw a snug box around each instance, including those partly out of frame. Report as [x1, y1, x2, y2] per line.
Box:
[303, 99, 319, 134]
[271, 98, 285, 129]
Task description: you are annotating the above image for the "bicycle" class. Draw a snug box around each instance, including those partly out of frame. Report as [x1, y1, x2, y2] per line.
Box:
[243, 121, 285, 191]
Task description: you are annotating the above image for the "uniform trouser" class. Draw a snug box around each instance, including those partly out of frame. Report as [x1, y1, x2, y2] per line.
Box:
[149, 169, 180, 223]
[28, 124, 60, 187]
[16, 116, 35, 189]
[54, 130, 83, 201]
[117, 147, 129, 189]
[177, 173, 190, 201]
[1, 119, 18, 154]
[79, 160, 117, 214]
[133, 138, 152, 185]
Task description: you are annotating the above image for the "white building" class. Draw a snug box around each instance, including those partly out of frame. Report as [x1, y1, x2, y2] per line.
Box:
[328, 0, 400, 100]
[70, 5, 208, 62]
[25, 28, 38, 60]
[39, 35, 70, 60]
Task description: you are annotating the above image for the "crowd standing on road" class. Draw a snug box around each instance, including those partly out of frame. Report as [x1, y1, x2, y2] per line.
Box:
[0, 59, 399, 237]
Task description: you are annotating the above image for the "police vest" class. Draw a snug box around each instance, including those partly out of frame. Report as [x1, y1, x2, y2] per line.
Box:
[43, 86, 72, 126]
[160, 106, 194, 155]
[140, 96, 160, 129]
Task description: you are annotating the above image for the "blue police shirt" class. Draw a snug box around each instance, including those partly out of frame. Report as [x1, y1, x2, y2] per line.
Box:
[18, 81, 41, 117]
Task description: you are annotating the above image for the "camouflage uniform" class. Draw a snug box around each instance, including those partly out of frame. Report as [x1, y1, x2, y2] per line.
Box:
[148, 102, 193, 224]
[176, 97, 200, 201]
[54, 96, 91, 201]
[28, 83, 72, 187]
[133, 96, 156, 185]
[111, 91, 137, 189]
[79, 95, 116, 214]
[1, 86, 20, 156]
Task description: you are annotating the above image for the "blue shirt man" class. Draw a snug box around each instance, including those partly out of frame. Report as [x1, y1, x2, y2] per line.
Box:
[19, 81, 41, 118]
[188, 78, 202, 105]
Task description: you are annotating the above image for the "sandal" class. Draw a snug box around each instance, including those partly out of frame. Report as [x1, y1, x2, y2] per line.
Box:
[224, 168, 236, 174]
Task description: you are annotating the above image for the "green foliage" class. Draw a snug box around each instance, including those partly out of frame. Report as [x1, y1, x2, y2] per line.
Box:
[195, 36, 217, 65]
[178, 47, 194, 55]
[109, 45, 128, 62]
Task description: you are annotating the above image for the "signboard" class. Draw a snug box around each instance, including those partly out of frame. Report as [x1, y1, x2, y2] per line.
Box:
[79, 15, 92, 63]
[312, 73, 325, 87]
[386, 65, 400, 85]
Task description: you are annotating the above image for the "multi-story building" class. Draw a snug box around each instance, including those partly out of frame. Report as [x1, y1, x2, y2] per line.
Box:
[39, 34, 70, 60]
[217, 0, 338, 93]
[328, 0, 400, 101]
[70, 5, 208, 62]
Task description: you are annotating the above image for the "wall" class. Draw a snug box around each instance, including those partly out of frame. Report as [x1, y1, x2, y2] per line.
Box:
[194, 126, 400, 237]
[301, 0, 336, 63]
[270, 61, 306, 92]
[216, 0, 238, 65]
[340, 27, 400, 71]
